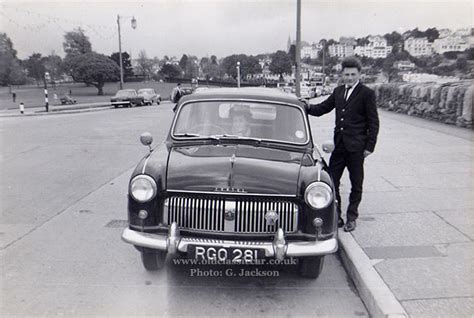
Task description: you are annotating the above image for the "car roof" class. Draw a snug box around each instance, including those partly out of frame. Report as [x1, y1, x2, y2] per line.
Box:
[180, 87, 303, 108]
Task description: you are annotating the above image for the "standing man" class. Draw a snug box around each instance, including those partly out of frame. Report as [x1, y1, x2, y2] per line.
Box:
[306, 57, 379, 232]
[12, 92, 16, 103]
[171, 83, 183, 112]
[172, 83, 182, 103]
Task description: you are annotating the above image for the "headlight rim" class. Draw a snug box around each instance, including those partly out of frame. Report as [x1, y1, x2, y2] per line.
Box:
[304, 181, 333, 209]
[129, 174, 157, 203]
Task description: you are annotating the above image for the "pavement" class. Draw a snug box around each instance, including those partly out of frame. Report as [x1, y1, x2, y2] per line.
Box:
[1, 99, 473, 318]
[0, 102, 114, 117]
[313, 110, 473, 318]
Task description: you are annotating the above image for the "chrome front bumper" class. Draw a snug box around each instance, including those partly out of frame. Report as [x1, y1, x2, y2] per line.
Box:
[122, 222, 338, 259]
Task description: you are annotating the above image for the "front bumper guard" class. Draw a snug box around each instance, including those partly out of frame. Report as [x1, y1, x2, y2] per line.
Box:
[122, 222, 338, 259]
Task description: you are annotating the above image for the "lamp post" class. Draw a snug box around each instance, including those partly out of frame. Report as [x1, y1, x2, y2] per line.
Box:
[295, 0, 301, 97]
[236, 61, 241, 88]
[117, 15, 137, 90]
[322, 39, 326, 86]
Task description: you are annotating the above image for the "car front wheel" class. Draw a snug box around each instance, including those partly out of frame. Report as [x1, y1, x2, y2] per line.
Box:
[298, 256, 325, 279]
[141, 250, 167, 271]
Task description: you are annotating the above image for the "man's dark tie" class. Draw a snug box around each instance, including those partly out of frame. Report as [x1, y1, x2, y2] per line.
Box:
[344, 87, 350, 101]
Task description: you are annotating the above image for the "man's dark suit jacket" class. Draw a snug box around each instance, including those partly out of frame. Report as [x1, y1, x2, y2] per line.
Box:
[308, 83, 379, 153]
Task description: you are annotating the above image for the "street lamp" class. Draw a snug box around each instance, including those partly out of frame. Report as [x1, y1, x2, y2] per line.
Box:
[117, 15, 137, 90]
[236, 61, 241, 88]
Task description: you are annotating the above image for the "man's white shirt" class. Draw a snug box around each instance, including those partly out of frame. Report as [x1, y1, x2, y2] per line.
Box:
[344, 81, 360, 101]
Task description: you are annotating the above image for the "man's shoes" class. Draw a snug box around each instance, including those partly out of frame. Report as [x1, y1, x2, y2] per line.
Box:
[343, 220, 356, 232]
[338, 218, 345, 228]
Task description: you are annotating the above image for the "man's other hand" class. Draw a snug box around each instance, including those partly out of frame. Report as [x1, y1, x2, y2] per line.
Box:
[363, 150, 372, 158]
[298, 98, 310, 111]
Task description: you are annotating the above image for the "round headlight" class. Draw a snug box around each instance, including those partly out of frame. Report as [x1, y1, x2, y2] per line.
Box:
[129, 175, 157, 202]
[304, 182, 333, 209]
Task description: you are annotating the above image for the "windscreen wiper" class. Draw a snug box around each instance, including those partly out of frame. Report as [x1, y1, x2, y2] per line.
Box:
[174, 133, 202, 137]
[212, 134, 262, 144]
[174, 133, 219, 140]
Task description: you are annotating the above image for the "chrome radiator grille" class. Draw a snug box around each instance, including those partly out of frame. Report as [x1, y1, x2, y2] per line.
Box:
[164, 196, 298, 233]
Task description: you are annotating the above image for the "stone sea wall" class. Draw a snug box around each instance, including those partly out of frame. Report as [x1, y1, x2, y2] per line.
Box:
[371, 82, 473, 128]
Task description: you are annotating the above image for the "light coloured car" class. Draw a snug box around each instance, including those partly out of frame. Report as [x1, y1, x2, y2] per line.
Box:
[137, 88, 161, 105]
[300, 84, 317, 99]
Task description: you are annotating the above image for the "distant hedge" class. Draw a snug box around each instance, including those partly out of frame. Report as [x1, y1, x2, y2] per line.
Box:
[372, 82, 473, 128]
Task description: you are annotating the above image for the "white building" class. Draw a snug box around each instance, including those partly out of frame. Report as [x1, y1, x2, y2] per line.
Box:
[404, 37, 433, 56]
[354, 35, 392, 58]
[301, 43, 323, 59]
[438, 29, 452, 38]
[328, 44, 354, 58]
[394, 60, 416, 70]
[433, 35, 469, 54]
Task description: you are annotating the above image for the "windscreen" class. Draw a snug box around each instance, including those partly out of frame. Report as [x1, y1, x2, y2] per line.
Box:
[173, 101, 308, 144]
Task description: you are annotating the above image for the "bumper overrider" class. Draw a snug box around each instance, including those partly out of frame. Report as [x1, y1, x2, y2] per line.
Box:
[122, 222, 338, 260]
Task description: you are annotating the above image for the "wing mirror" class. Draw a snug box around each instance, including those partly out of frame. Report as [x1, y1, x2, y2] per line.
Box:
[322, 140, 334, 153]
[140, 132, 153, 152]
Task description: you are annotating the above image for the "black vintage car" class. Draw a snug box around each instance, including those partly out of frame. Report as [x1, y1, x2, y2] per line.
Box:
[122, 87, 338, 279]
[111, 89, 145, 108]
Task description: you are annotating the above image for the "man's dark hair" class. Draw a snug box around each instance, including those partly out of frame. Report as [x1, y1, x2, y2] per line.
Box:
[341, 57, 362, 72]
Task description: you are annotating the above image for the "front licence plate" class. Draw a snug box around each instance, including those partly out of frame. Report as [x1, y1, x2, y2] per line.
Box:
[188, 245, 264, 263]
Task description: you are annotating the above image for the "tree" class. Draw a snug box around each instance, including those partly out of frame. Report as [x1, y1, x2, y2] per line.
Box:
[200, 56, 220, 80]
[63, 28, 92, 56]
[222, 54, 262, 79]
[183, 56, 199, 79]
[221, 55, 242, 79]
[269, 50, 292, 80]
[456, 56, 468, 72]
[43, 53, 63, 82]
[179, 54, 188, 71]
[200, 57, 210, 69]
[24, 53, 46, 85]
[356, 37, 369, 46]
[159, 63, 182, 79]
[135, 50, 156, 79]
[203, 63, 220, 80]
[384, 31, 403, 53]
[67, 52, 120, 95]
[110, 52, 133, 79]
[288, 44, 296, 65]
[443, 51, 459, 60]
[0, 33, 26, 86]
[425, 28, 439, 42]
[382, 54, 397, 82]
[467, 48, 474, 60]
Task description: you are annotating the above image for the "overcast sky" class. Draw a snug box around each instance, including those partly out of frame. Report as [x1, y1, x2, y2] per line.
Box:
[1, 0, 472, 60]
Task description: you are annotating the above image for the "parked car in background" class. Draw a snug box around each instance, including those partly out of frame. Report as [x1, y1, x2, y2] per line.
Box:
[280, 83, 295, 96]
[321, 86, 332, 95]
[138, 88, 161, 105]
[300, 83, 317, 99]
[122, 87, 338, 279]
[180, 86, 194, 96]
[111, 89, 145, 108]
[193, 87, 209, 93]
